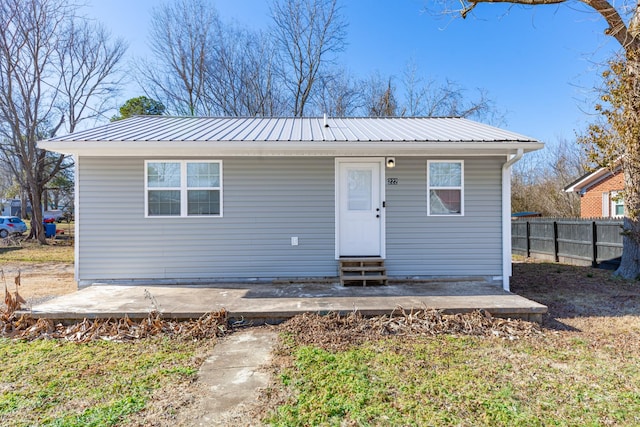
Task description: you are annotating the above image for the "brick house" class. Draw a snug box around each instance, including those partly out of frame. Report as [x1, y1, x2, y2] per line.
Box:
[564, 167, 624, 218]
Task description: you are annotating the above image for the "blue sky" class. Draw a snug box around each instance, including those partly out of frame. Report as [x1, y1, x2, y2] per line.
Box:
[85, 0, 619, 144]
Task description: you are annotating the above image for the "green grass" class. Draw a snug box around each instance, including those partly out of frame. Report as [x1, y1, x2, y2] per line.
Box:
[267, 335, 640, 426]
[0, 241, 74, 263]
[0, 336, 205, 427]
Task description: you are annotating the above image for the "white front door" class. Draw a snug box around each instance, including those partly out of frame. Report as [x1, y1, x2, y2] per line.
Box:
[336, 159, 384, 257]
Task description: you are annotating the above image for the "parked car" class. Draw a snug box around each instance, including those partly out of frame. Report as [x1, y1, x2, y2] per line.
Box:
[0, 216, 27, 238]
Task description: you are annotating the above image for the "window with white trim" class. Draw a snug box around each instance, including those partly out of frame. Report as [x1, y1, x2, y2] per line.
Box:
[427, 160, 463, 216]
[611, 191, 624, 217]
[145, 160, 222, 217]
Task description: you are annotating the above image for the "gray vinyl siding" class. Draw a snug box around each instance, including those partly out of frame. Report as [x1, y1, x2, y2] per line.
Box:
[77, 157, 336, 282]
[76, 155, 503, 283]
[385, 157, 503, 277]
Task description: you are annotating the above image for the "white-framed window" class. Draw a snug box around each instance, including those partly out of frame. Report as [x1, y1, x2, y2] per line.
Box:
[611, 191, 624, 217]
[602, 191, 624, 218]
[145, 160, 222, 217]
[427, 160, 464, 216]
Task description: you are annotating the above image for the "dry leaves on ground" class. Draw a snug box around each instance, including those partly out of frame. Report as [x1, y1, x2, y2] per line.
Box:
[280, 308, 542, 352]
[2, 269, 25, 315]
[0, 309, 228, 342]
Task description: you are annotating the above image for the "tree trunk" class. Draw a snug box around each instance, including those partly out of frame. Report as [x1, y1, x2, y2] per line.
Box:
[615, 52, 640, 279]
[616, 144, 640, 278]
[20, 190, 28, 219]
[27, 182, 47, 244]
[616, 217, 640, 279]
[43, 188, 49, 211]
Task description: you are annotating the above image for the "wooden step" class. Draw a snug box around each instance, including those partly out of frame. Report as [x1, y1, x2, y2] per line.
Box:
[342, 266, 386, 272]
[339, 257, 387, 286]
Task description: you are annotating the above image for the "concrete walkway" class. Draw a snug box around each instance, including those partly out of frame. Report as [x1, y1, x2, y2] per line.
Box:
[175, 328, 278, 426]
[23, 280, 547, 323]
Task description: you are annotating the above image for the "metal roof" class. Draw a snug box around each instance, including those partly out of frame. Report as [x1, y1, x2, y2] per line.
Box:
[47, 116, 539, 143]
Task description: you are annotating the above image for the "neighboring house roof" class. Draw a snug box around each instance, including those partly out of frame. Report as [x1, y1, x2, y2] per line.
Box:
[39, 116, 543, 157]
[563, 165, 622, 194]
[511, 211, 542, 218]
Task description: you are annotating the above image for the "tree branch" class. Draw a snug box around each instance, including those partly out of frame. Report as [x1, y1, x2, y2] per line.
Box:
[463, 0, 638, 50]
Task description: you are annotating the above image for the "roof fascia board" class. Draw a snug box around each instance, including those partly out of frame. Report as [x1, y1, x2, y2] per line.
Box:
[38, 140, 544, 157]
[564, 165, 622, 193]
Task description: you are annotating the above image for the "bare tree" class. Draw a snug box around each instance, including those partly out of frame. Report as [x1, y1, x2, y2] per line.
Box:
[57, 20, 127, 132]
[312, 69, 362, 117]
[423, 80, 491, 118]
[361, 72, 399, 117]
[237, 33, 287, 116]
[140, 0, 219, 116]
[271, 0, 347, 116]
[402, 60, 428, 116]
[512, 139, 586, 217]
[140, 0, 287, 117]
[44, 163, 73, 214]
[207, 26, 285, 116]
[401, 59, 502, 122]
[440, 0, 640, 278]
[0, 0, 126, 243]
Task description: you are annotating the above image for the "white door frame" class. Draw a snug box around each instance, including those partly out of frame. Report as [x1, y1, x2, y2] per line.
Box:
[335, 157, 386, 259]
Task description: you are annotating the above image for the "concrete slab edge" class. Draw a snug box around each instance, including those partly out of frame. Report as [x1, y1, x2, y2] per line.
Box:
[18, 305, 547, 324]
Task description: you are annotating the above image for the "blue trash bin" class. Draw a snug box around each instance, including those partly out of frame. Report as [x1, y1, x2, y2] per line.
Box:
[44, 222, 56, 238]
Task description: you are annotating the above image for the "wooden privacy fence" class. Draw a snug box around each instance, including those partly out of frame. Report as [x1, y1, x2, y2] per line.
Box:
[512, 218, 623, 267]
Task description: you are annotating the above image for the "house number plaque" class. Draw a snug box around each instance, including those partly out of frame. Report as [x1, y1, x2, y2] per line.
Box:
[387, 178, 399, 185]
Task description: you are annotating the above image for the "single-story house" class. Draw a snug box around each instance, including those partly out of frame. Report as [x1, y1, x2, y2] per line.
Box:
[564, 166, 624, 218]
[39, 116, 543, 291]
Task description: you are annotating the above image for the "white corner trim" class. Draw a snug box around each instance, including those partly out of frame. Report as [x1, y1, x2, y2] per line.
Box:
[73, 154, 80, 283]
[501, 149, 523, 291]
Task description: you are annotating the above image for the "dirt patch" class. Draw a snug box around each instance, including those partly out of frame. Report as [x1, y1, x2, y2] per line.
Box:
[510, 259, 640, 334]
[1, 262, 75, 306]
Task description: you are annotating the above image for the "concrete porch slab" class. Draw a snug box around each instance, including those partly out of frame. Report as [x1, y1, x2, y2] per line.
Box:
[21, 281, 547, 323]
